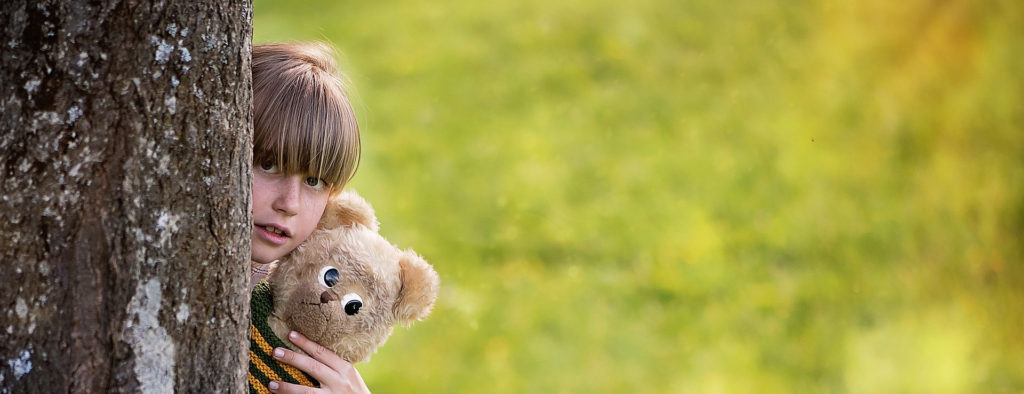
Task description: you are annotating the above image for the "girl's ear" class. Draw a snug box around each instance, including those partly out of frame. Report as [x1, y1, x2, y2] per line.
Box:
[318, 190, 379, 231]
[393, 250, 440, 324]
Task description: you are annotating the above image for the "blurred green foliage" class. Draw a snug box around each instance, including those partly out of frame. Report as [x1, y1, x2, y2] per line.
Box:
[254, 0, 1024, 392]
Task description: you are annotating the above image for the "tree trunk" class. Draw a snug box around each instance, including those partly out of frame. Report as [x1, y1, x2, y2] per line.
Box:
[0, 1, 252, 392]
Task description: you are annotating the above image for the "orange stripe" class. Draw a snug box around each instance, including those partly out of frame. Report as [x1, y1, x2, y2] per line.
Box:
[250, 325, 315, 387]
[250, 350, 282, 381]
[248, 372, 271, 394]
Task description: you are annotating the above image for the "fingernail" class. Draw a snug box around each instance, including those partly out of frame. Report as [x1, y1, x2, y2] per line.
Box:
[289, 331, 298, 340]
[274, 348, 284, 358]
[268, 381, 279, 390]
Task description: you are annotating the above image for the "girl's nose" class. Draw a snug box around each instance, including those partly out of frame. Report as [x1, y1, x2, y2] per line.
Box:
[271, 175, 302, 216]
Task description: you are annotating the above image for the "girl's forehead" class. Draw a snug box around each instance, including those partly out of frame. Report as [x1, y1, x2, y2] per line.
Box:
[252, 83, 360, 187]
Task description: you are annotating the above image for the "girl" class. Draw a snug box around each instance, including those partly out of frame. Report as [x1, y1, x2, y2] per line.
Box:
[250, 42, 370, 394]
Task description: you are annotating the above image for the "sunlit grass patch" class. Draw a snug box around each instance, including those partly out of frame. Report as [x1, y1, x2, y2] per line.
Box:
[255, 0, 1024, 391]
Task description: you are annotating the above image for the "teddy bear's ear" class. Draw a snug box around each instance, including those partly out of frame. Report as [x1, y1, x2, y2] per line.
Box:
[394, 250, 440, 324]
[318, 190, 379, 232]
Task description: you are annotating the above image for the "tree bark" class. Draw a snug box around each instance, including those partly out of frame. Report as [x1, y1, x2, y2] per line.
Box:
[0, 1, 252, 392]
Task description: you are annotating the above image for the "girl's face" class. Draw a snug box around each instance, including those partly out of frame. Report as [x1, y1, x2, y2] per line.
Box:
[251, 161, 332, 264]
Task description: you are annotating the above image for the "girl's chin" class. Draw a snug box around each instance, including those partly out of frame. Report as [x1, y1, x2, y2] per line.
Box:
[251, 244, 284, 265]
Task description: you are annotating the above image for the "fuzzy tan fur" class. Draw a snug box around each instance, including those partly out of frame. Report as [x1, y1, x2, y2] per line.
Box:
[265, 191, 440, 363]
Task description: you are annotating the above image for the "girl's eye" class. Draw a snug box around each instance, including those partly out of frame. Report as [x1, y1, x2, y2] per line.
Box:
[259, 160, 279, 173]
[305, 177, 326, 190]
[318, 266, 340, 288]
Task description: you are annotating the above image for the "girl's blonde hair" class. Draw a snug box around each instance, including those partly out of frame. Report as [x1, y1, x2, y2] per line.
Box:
[252, 42, 360, 193]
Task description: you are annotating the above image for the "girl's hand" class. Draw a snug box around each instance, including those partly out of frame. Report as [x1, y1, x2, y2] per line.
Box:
[270, 331, 371, 394]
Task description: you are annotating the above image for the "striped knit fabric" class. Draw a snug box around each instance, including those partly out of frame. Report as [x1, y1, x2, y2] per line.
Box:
[249, 281, 319, 394]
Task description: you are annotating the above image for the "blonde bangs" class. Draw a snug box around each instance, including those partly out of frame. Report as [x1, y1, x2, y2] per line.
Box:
[253, 42, 361, 192]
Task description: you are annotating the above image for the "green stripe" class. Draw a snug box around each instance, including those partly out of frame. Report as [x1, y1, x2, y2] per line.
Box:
[250, 282, 319, 386]
[251, 334, 298, 384]
[249, 359, 271, 392]
[251, 283, 304, 383]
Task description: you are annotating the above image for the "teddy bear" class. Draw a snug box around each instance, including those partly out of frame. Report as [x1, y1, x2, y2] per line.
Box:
[249, 190, 440, 391]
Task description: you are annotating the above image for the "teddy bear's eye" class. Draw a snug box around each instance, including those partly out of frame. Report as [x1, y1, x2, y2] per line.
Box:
[342, 293, 362, 315]
[319, 266, 340, 288]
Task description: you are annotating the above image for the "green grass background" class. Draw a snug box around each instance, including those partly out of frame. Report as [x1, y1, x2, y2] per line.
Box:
[254, 0, 1024, 392]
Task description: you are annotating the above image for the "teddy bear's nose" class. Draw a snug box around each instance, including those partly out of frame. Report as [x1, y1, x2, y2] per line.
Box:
[320, 291, 336, 304]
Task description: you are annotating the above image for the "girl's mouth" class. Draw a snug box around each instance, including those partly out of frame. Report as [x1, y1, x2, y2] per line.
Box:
[259, 224, 288, 236]
[255, 224, 290, 245]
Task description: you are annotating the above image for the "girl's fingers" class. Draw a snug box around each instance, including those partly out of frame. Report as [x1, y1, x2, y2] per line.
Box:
[268, 379, 321, 394]
[286, 331, 350, 371]
[273, 345, 332, 384]
[273, 331, 370, 394]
